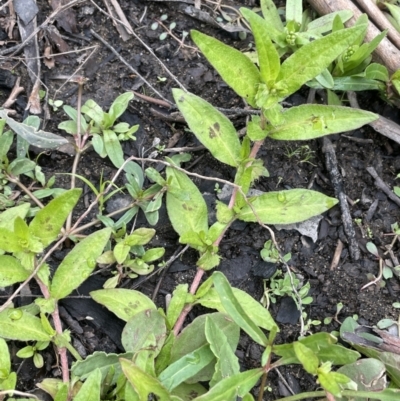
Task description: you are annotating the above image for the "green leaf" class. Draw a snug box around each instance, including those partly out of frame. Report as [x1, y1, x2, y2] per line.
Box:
[293, 342, 319, 374]
[166, 284, 189, 328]
[172, 89, 241, 167]
[170, 312, 239, 383]
[7, 158, 36, 176]
[73, 368, 102, 401]
[238, 189, 338, 224]
[108, 92, 134, 124]
[276, 23, 367, 98]
[260, 0, 284, 32]
[159, 344, 215, 391]
[29, 188, 82, 247]
[286, 0, 302, 25]
[0, 110, 68, 149]
[121, 309, 166, 355]
[213, 272, 268, 346]
[124, 228, 155, 246]
[191, 30, 261, 107]
[103, 129, 125, 168]
[0, 309, 51, 341]
[386, 3, 400, 28]
[196, 286, 277, 332]
[308, 76, 385, 91]
[81, 99, 104, 126]
[193, 368, 263, 401]
[307, 10, 353, 35]
[240, 8, 280, 86]
[0, 255, 29, 287]
[142, 247, 165, 263]
[0, 130, 13, 160]
[0, 338, 11, 376]
[121, 358, 171, 401]
[0, 228, 23, 252]
[71, 351, 132, 386]
[166, 167, 208, 236]
[268, 104, 378, 140]
[337, 358, 386, 393]
[205, 316, 240, 387]
[50, 228, 111, 300]
[90, 288, 156, 321]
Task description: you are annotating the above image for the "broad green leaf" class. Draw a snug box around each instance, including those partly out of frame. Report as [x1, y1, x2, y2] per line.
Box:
[386, 3, 400, 28]
[260, 0, 284, 32]
[337, 358, 386, 393]
[365, 63, 389, 81]
[0, 256, 29, 287]
[103, 129, 124, 168]
[50, 228, 111, 300]
[0, 309, 51, 341]
[193, 368, 263, 401]
[0, 228, 23, 252]
[238, 189, 338, 224]
[172, 90, 241, 167]
[0, 338, 11, 376]
[0, 371, 16, 391]
[276, 23, 367, 98]
[121, 358, 171, 401]
[7, 158, 36, 176]
[166, 167, 208, 236]
[268, 104, 377, 140]
[0, 130, 13, 160]
[241, 8, 280, 86]
[81, 99, 104, 126]
[90, 288, 156, 321]
[124, 228, 155, 246]
[159, 344, 215, 391]
[293, 342, 319, 374]
[71, 351, 132, 383]
[0, 110, 68, 149]
[29, 188, 82, 246]
[308, 77, 385, 91]
[0, 203, 30, 230]
[191, 30, 261, 107]
[315, 68, 334, 89]
[142, 247, 165, 263]
[286, 0, 302, 25]
[171, 383, 207, 399]
[108, 92, 134, 124]
[205, 316, 240, 387]
[307, 11, 353, 35]
[213, 272, 268, 346]
[170, 312, 239, 383]
[195, 286, 277, 332]
[73, 368, 101, 401]
[121, 309, 166, 355]
[166, 284, 189, 328]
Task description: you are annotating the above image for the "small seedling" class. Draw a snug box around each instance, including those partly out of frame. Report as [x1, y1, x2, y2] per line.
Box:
[324, 302, 344, 325]
[48, 98, 64, 112]
[284, 144, 316, 165]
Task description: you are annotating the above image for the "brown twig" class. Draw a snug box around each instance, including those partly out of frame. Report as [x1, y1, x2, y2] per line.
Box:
[366, 166, 400, 207]
[1, 76, 24, 108]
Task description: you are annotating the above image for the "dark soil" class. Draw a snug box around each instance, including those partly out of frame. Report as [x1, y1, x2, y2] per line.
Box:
[1, 0, 400, 399]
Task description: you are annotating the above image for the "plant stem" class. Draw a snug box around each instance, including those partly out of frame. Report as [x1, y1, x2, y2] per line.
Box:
[7, 175, 44, 208]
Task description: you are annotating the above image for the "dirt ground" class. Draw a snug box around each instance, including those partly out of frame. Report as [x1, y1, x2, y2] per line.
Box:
[1, 0, 400, 399]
